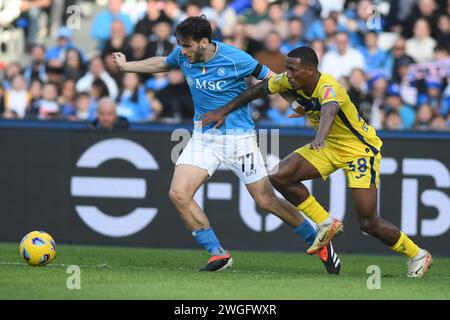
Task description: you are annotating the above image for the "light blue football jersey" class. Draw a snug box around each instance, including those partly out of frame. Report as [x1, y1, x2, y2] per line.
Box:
[166, 41, 270, 133]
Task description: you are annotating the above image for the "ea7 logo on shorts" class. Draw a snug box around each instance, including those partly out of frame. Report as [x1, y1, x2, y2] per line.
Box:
[246, 169, 257, 177]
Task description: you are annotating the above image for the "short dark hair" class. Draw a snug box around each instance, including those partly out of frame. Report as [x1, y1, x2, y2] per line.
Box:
[288, 17, 303, 25]
[365, 30, 378, 37]
[75, 92, 90, 100]
[175, 15, 212, 43]
[31, 43, 46, 52]
[92, 79, 109, 98]
[287, 46, 319, 68]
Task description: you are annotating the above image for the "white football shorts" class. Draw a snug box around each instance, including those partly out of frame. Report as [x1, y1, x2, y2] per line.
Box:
[176, 132, 268, 185]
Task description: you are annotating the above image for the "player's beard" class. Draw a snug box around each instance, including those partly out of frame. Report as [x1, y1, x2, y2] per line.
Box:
[186, 44, 211, 63]
[193, 52, 202, 63]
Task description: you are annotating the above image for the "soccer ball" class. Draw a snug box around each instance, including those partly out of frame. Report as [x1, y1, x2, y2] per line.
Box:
[19, 231, 56, 266]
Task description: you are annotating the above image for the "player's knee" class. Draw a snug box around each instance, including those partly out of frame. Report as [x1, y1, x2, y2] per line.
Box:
[258, 198, 275, 213]
[269, 173, 288, 191]
[255, 192, 279, 213]
[359, 218, 379, 235]
[253, 193, 276, 212]
[169, 187, 191, 207]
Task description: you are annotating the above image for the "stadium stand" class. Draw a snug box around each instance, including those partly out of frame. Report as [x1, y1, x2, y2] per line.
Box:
[0, 0, 449, 130]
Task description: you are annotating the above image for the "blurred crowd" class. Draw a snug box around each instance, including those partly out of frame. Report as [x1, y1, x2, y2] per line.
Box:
[0, 0, 449, 131]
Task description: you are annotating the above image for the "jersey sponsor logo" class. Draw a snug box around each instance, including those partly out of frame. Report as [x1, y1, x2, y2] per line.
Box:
[188, 79, 227, 91]
[216, 67, 227, 77]
[323, 86, 337, 100]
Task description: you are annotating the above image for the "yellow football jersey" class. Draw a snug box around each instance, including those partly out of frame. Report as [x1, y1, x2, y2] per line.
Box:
[267, 72, 382, 157]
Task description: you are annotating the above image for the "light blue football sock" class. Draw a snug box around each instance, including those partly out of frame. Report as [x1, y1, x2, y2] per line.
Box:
[294, 220, 317, 246]
[192, 228, 227, 256]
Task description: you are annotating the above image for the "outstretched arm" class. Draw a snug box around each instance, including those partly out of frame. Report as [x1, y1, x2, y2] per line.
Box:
[200, 80, 269, 128]
[112, 52, 170, 74]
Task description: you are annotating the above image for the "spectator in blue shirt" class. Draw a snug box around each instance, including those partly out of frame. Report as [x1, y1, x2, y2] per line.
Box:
[286, 0, 321, 28]
[342, 0, 385, 48]
[440, 84, 450, 117]
[91, 0, 134, 48]
[305, 16, 345, 47]
[229, 0, 251, 15]
[262, 95, 305, 127]
[280, 17, 306, 55]
[116, 73, 158, 122]
[384, 84, 416, 129]
[45, 27, 87, 66]
[417, 77, 445, 111]
[360, 31, 391, 75]
[59, 79, 77, 117]
[23, 44, 48, 84]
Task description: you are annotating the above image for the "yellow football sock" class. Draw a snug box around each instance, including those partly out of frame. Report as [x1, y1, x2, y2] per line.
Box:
[297, 195, 330, 225]
[390, 232, 420, 259]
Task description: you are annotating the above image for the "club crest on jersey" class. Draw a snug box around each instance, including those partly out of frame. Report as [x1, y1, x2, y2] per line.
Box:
[183, 61, 192, 69]
[322, 86, 337, 99]
[186, 76, 194, 87]
[216, 67, 227, 77]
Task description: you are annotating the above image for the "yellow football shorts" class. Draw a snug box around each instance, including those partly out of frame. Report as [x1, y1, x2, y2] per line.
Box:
[296, 144, 381, 189]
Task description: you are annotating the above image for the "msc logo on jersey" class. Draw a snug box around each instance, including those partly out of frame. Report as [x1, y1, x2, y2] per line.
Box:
[187, 78, 227, 91]
[216, 67, 227, 77]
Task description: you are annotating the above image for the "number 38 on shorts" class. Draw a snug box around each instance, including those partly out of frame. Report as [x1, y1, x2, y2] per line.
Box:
[295, 144, 381, 189]
[345, 155, 381, 189]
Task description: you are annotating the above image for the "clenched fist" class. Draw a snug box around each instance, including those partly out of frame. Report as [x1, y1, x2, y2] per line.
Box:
[112, 52, 127, 71]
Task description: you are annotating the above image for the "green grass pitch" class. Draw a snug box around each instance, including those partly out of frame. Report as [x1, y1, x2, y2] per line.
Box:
[1, 242, 449, 299]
